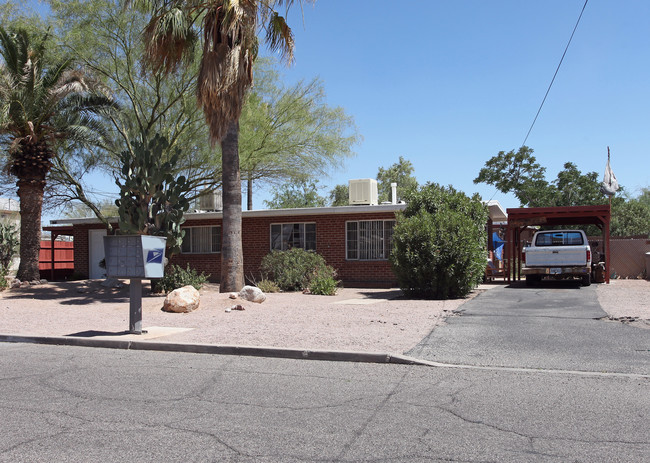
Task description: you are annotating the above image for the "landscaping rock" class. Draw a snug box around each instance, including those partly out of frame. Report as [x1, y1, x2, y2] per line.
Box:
[239, 285, 266, 303]
[163, 285, 200, 313]
[228, 292, 238, 299]
[10, 279, 20, 289]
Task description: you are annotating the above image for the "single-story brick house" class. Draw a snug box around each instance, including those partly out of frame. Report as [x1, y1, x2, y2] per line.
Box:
[48, 201, 506, 287]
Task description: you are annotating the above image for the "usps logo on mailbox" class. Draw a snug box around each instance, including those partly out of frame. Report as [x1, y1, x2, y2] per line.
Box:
[147, 248, 164, 264]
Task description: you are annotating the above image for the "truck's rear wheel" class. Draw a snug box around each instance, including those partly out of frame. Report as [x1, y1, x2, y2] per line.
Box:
[581, 274, 591, 286]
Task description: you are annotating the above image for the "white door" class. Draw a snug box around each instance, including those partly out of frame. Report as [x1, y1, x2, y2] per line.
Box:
[88, 229, 107, 279]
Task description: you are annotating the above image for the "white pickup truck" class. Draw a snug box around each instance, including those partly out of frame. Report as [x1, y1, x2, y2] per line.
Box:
[522, 229, 592, 286]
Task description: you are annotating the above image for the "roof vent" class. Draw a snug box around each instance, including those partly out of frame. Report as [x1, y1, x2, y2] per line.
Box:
[348, 179, 378, 205]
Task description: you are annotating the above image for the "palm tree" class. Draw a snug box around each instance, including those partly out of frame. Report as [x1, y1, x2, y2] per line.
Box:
[135, 0, 307, 292]
[0, 27, 116, 281]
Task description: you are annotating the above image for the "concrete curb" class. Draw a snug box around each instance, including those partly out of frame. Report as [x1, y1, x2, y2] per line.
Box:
[0, 334, 429, 366]
[2, 334, 647, 379]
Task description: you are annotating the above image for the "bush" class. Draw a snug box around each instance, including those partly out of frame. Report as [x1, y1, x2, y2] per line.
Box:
[308, 265, 339, 296]
[0, 222, 18, 271]
[390, 183, 488, 299]
[0, 267, 8, 291]
[256, 279, 280, 293]
[153, 264, 209, 294]
[260, 248, 335, 292]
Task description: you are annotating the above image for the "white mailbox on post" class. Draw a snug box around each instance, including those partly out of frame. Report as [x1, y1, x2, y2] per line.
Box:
[103, 235, 167, 279]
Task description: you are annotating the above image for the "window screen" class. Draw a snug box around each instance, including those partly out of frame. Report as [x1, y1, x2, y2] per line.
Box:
[346, 220, 395, 260]
[270, 223, 316, 251]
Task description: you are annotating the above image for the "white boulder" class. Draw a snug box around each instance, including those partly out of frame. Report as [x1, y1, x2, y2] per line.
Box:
[239, 285, 266, 303]
[163, 285, 200, 313]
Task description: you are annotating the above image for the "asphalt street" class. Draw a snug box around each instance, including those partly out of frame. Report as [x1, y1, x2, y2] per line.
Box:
[408, 281, 650, 375]
[0, 343, 648, 462]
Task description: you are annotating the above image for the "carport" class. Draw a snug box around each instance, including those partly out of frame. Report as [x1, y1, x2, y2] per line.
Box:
[505, 205, 611, 284]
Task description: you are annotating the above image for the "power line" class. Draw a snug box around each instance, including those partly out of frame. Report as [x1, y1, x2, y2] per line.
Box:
[521, 0, 589, 147]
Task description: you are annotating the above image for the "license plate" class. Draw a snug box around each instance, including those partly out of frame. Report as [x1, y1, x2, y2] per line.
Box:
[550, 268, 562, 275]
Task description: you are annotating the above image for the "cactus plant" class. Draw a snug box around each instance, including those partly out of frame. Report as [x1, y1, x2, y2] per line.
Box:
[0, 222, 19, 272]
[115, 134, 191, 254]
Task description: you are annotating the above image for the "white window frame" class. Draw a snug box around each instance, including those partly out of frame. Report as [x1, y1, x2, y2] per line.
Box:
[181, 226, 221, 254]
[270, 222, 316, 251]
[346, 219, 395, 261]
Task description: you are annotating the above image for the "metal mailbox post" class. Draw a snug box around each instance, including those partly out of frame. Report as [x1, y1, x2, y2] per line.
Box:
[103, 235, 167, 334]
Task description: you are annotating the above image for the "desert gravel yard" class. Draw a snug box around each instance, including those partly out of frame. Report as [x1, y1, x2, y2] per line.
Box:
[0, 278, 648, 352]
[0, 281, 476, 352]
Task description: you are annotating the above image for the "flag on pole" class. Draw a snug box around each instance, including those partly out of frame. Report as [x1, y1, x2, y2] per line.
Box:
[600, 147, 619, 196]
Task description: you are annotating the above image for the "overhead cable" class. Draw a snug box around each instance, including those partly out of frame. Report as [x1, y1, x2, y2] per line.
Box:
[521, 0, 589, 147]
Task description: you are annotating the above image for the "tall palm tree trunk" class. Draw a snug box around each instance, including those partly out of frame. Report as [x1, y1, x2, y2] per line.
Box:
[220, 120, 245, 292]
[16, 180, 44, 282]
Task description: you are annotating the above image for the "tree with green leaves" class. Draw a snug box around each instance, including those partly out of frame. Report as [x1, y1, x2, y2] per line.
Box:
[328, 184, 349, 206]
[376, 156, 418, 203]
[554, 162, 603, 206]
[610, 190, 650, 237]
[474, 147, 650, 236]
[473, 146, 554, 207]
[474, 146, 608, 208]
[264, 178, 326, 209]
[136, 0, 311, 292]
[62, 199, 119, 219]
[41, 0, 219, 226]
[0, 26, 115, 281]
[239, 61, 359, 210]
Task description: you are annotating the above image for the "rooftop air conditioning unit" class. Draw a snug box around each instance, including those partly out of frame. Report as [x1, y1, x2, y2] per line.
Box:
[199, 190, 223, 211]
[348, 179, 378, 205]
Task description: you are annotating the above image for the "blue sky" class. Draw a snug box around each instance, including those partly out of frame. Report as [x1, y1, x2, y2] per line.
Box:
[30, 0, 650, 221]
[267, 0, 649, 206]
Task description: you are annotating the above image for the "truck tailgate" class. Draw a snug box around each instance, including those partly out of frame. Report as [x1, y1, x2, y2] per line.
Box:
[525, 246, 587, 267]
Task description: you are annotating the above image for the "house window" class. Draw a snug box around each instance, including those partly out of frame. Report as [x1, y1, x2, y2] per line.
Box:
[181, 226, 221, 253]
[270, 223, 316, 251]
[346, 220, 395, 260]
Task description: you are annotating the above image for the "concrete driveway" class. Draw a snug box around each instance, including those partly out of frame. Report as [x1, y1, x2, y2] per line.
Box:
[408, 281, 650, 375]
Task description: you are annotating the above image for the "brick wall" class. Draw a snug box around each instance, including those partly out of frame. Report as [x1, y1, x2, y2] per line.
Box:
[73, 212, 399, 287]
[170, 212, 398, 287]
[73, 225, 92, 279]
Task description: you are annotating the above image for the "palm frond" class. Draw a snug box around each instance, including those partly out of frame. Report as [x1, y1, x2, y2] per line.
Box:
[264, 11, 294, 64]
[143, 6, 197, 73]
[0, 27, 30, 78]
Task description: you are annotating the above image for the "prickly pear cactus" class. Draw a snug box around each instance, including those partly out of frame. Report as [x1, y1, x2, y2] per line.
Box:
[115, 134, 191, 254]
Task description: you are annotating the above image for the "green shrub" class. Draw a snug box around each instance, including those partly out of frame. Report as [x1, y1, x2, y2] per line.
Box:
[260, 248, 332, 292]
[0, 267, 9, 291]
[390, 183, 488, 299]
[153, 264, 209, 294]
[256, 279, 280, 293]
[308, 265, 339, 295]
[0, 222, 18, 271]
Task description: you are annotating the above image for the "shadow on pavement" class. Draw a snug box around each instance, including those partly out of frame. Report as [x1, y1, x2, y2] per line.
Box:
[1, 280, 161, 305]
